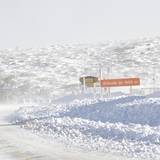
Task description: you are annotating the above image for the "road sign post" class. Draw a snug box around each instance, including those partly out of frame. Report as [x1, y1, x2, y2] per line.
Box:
[100, 78, 140, 97]
[100, 78, 140, 87]
[2, 85, 12, 104]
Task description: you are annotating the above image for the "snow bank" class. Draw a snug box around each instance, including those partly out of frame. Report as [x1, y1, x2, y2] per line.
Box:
[147, 91, 160, 98]
[9, 95, 160, 159]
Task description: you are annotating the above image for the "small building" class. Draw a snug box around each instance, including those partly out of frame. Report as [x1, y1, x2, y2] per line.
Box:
[79, 76, 99, 87]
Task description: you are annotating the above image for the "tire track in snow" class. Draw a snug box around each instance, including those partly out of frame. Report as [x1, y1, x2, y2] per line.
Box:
[0, 124, 54, 160]
[0, 137, 48, 160]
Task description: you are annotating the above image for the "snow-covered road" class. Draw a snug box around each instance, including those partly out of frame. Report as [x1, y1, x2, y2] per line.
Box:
[0, 104, 140, 160]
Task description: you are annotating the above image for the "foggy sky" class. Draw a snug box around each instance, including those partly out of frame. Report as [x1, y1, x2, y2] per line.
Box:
[0, 0, 160, 49]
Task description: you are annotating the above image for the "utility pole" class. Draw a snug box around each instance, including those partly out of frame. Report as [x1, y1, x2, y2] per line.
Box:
[107, 67, 110, 98]
[152, 67, 157, 93]
[153, 74, 156, 92]
[83, 76, 86, 93]
[99, 67, 103, 98]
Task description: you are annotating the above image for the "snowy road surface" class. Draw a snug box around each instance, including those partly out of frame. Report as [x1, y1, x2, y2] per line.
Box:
[0, 104, 140, 160]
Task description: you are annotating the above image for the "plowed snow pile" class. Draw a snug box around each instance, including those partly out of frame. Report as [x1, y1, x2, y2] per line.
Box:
[9, 93, 160, 159]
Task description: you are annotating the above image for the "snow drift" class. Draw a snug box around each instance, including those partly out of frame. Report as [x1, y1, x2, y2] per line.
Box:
[8, 93, 160, 159]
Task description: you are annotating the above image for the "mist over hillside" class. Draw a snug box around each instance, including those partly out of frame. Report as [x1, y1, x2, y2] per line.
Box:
[1, 37, 160, 104]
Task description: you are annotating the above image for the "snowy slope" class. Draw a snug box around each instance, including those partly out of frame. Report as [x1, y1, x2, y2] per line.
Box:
[8, 92, 160, 160]
[0, 37, 160, 103]
[1, 37, 160, 159]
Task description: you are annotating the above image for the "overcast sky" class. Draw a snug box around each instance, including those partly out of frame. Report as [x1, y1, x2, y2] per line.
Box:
[0, 0, 160, 49]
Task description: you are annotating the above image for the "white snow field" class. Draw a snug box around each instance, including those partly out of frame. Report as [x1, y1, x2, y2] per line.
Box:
[0, 102, 140, 160]
[1, 37, 160, 159]
[4, 92, 160, 160]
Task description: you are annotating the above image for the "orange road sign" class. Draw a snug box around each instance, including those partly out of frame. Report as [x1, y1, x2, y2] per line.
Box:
[100, 78, 140, 87]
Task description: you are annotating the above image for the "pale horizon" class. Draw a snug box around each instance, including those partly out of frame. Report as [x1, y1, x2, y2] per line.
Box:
[0, 0, 160, 50]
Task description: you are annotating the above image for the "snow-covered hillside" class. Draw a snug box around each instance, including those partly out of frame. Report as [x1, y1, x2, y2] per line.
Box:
[1, 37, 160, 159]
[8, 92, 160, 159]
[1, 37, 160, 104]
